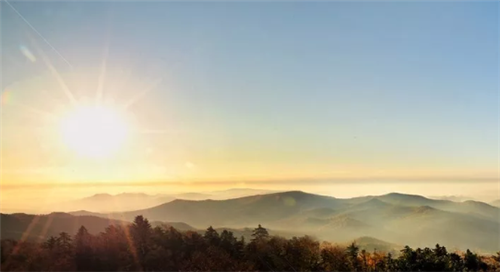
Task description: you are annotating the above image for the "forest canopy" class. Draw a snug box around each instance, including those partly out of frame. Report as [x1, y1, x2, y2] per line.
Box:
[2, 215, 499, 271]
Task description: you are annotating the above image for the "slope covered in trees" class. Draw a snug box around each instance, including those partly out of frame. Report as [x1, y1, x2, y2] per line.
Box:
[2, 215, 500, 271]
[75, 191, 500, 252]
[0, 213, 126, 241]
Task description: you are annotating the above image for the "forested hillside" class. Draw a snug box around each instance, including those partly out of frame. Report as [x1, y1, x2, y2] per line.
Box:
[76, 191, 500, 252]
[2, 215, 499, 271]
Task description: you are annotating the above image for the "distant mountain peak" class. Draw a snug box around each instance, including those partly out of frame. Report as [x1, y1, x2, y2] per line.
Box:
[463, 200, 496, 208]
[48, 212, 74, 218]
[358, 198, 389, 207]
[384, 192, 427, 199]
[275, 190, 333, 198]
[354, 236, 393, 244]
[116, 192, 152, 197]
[89, 193, 113, 198]
[279, 190, 307, 196]
[166, 198, 199, 205]
[379, 192, 436, 205]
[84, 192, 153, 200]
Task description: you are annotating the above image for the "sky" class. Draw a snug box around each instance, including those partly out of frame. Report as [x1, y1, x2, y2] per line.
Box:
[1, 1, 499, 210]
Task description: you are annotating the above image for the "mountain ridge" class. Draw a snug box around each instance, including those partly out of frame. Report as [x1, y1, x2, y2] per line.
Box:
[9, 190, 498, 252]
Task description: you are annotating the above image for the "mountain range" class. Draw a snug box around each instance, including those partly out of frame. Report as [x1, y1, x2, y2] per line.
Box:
[53, 188, 277, 212]
[3, 191, 499, 253]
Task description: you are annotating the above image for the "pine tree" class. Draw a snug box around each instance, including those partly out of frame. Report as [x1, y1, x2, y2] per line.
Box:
[43, 236, 58, 251]
[57, 232, 73, 254]
[131, 215, 152, 270]
[346, 242, 360, 271]
[204, 226, 220, 246]
[251, 224, 269, 242]
[74, 226, 93, 271]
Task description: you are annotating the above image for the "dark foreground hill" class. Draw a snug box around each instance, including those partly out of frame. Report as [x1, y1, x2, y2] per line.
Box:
[0, 213, 126, 241]
[0, 213, 197, 242]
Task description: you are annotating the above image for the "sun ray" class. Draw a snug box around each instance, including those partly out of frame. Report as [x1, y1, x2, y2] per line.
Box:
[28, 35, 77, 107]
[119, 216, 142, 270]
[5, 176, 63, 266]
[133, 129, 178, 135]
[39, 213, 56, 241]
[6, 101, 59, 122]
[96, 40, 110, 105]
[121, 77, 163, 110]
[11, 216, 41, 255]
[95, 10, 116, 105]
[107, 67, 133, 103]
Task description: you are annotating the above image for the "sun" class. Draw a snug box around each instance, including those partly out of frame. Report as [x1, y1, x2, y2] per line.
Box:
[60, 105, 129, 158]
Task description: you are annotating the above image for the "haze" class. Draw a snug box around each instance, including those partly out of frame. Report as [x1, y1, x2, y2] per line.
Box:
[1, 1, 498, 212]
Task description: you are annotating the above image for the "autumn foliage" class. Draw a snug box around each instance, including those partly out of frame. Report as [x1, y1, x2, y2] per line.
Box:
[2, 215, 499, 271]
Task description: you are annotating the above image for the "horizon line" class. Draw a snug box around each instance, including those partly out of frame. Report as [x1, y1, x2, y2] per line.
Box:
[2, 176, 498, 190]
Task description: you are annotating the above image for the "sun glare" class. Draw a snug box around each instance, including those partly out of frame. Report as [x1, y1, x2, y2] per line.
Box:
[60, 105, 129, 158]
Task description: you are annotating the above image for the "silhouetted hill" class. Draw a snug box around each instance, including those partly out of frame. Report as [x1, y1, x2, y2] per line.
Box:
[68, 210, 104, 217]
[0, 213, 127, 241]
[430, 195, 474, 202]
[56, 193, 174, 212]
[376, 193, 500, 221]
[350, 236, 400, 254]
[349, 198, 391, 210]
[104, 191, 345, 227]
[378, 192, 441, 205]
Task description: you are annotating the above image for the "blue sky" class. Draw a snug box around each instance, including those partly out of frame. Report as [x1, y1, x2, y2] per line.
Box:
[1, 1, 498, 190]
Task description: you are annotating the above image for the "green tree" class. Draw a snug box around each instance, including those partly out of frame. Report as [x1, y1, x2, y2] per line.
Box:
[398, 245, 416, 271]
[432, 244, 450, 271]
[449, 252, 464, 272]
[346, 242, 360, 271]
[204, 226, 220, 246]
[463, 249, 487, 271]
[284, 236, 320, 271]
[251, 224, 269, 242]
[220, 230, 239, 257]
[319, 243, 350, 271]
[464, 249, 478, 271]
